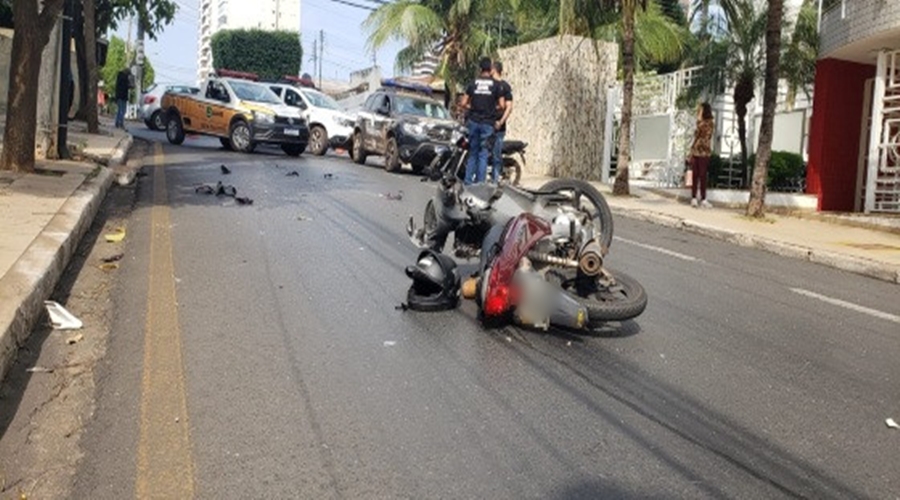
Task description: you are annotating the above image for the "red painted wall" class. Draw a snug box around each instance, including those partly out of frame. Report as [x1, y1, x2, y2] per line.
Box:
[807, 58, 875, 211]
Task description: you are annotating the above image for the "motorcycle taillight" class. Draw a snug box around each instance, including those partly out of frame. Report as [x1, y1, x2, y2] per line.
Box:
[143, 95, 156, 104]
[483, 283, 509, 316]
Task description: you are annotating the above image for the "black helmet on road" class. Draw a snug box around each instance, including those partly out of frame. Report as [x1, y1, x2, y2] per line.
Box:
[405, 249, 460, 311]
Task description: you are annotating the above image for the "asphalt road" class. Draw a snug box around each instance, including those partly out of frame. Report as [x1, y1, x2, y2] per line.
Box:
[72, 130, 900, 499]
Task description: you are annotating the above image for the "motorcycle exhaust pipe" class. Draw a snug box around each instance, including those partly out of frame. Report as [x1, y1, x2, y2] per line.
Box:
[527, 251, 578, 269]
[578, 240, 605, 276]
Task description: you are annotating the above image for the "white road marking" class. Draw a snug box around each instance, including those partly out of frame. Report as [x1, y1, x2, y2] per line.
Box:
[789, 288, 900, 325]
[613, 236, 701, 262]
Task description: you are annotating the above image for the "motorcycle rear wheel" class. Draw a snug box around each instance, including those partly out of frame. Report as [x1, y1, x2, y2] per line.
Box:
[553, 269, 647, 324]
[537, 179, 614, 251]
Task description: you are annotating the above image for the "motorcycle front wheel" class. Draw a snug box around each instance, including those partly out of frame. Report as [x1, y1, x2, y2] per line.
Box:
[538, 179, 614, 251]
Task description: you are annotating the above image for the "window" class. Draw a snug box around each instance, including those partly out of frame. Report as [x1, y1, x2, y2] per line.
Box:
[270, 86, 283, 97]
[364, 94, 378, 111]
[206, 81, 229, 102]
[284, 89, 306, 109]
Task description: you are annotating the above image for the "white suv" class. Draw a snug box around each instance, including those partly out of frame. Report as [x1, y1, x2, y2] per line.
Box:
[268, 84, 355, 156]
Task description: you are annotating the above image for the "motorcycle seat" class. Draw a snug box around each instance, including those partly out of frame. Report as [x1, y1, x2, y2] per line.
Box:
[502, 140, 527, 155]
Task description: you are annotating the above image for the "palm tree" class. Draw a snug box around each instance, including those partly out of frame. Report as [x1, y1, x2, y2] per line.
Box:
[363, 0, 495, 100]
[610, 0, 647, 196]
[747, 0, 784, 217]
[684, 0, 765, 174]
[781, 0, 818, 109]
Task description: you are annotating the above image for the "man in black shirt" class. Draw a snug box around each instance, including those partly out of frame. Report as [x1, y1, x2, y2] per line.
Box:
[490, 61, 513, 183]
[114, 68, 132, 129]
[460, 57, 506, 184]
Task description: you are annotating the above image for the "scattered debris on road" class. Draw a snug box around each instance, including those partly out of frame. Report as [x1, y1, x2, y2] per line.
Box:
[99, 262, 120, 271]
[383, 341, 397, 347]
[382, 191, 404, 201]
[887, 418, 899, 430]
[286, 171, 300, 177]
[297, 214, 313, 222]
[26, 366, 54, 373]
[236, 197, 254, 205]
[195, 184, 215, 194]
[324, 173, 334, 179]
[44, 301, 83, 330]
[221, 164, 231, 174]
[216, 182, 237, 197]
[104, 227, 126, 243]
[101, 253, 124, 263]
[66, 334, 84, 345]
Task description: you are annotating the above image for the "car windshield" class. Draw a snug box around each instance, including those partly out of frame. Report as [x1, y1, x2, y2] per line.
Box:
[393, 95, 448, 119]
[301, 89, 341, 110]
[229, 80, 282, 104]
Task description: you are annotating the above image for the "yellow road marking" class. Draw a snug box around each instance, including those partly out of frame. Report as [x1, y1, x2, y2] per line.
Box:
[136, 142, 195, 499]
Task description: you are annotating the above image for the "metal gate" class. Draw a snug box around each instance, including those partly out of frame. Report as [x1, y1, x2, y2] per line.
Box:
[865, 49, 900, 213]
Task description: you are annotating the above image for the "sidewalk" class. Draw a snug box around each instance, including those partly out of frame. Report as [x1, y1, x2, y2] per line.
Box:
[521, 176, 900, 284]
[0, 117, 133, 379]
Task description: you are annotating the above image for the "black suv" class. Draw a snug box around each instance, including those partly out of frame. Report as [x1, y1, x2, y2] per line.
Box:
[350, 84, 464, 173]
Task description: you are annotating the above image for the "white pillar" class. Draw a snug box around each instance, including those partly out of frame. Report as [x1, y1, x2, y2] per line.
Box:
[865, 50, 887, 213]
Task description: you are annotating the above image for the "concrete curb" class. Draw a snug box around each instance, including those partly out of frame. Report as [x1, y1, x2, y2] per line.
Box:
[0, 135, 132, 381]
[610, 206, 900, 285]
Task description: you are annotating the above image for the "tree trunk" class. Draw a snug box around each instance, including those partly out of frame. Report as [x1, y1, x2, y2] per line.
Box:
[613, 1, 636, 196]
[733, 76, 754, 183]
[73, 0, 87, 120]
[747, 0, 784, 217]
[83, 0, 100, 132]
[0, 0, 67, 173]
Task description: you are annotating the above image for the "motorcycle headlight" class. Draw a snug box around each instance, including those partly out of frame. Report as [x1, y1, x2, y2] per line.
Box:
[253, 111, 275, 124]
[401, 122, 426, 137]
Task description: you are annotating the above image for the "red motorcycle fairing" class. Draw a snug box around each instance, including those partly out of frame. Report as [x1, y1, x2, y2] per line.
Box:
[482, 213, 553, 316]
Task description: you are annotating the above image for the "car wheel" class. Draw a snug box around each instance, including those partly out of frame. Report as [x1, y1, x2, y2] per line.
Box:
[309, 125, 328, 156]
[219, 137, 233, 150]
[384, 137, 401, 172]
[165, 112, 185, 145]
[229, 120, 255, 153]
[151, 110, 165, 131]
[351, 132, 367, 165]
[282, 143, 306, 157]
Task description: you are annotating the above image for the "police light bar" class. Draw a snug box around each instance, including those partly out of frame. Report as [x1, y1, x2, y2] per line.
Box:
[216, 69, 260, 81]
[381, 78, 432, 95]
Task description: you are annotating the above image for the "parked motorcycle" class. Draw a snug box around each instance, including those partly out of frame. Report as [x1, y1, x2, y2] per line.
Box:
[407, 154, 647, 329]
[426, 134, 525, 186]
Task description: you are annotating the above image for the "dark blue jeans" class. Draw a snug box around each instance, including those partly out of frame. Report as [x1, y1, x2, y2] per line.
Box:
[464, 121, 494, 185]
[115, 98, 127, 128]
[491, 130, 505, 183]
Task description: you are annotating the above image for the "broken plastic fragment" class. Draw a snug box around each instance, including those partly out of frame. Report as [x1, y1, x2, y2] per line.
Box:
[101, 253, 124, 263]
[286, 171, 300, 177]
[887, 418, 899, 429]
[44, 301, 83, 330]
[67, 334, 84, 345]
[99, 262, 120, 271]
[383, 341, 396, 347]
[104, 227, 126, 243]
[236, 196, 253, 205]
[221, 164, 231, 174]
[26, 366, 54, 373]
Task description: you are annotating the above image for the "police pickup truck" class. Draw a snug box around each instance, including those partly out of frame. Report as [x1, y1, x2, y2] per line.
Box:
[161, 70, 309, 156]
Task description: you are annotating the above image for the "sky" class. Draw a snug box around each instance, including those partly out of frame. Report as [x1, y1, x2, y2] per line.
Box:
[112, 0, 405, 85]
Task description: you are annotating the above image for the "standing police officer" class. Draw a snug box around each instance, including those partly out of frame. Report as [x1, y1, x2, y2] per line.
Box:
[460, 58, 506, 184]
[490, 61, 513, 183]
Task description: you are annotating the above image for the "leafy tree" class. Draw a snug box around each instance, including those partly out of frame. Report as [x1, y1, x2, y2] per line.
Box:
[747, 0, 785, 217]
[211, 29, 303, 81]
[363, 0, 495, 101]
[781, 0, 818, 108]
[0, 0, 66, 172]
[74, 0, 176, 132]
[100, 36, 155, 96]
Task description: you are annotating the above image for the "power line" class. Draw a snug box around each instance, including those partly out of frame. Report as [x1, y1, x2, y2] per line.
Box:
[322, 0, 376, 11]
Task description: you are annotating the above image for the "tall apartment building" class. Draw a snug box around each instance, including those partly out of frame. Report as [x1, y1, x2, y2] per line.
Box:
[196, 0, 301, 83]
[807, 0, 900, 213]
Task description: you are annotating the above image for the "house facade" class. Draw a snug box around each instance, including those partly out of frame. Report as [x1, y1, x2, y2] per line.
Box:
[808, 0, 900, 213]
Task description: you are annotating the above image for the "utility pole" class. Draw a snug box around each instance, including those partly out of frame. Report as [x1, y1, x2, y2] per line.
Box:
[310, 38, 317, 80]
[135, 8, 145, 113]
[57, 0, 74, 159]
[318, 29, 324, 89]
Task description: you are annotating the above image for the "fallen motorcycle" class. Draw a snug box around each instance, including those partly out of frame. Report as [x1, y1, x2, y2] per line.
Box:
[407, 155, 647, 329]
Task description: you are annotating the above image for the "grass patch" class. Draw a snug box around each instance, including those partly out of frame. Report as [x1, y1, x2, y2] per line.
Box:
[737, 214, 777, 224]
